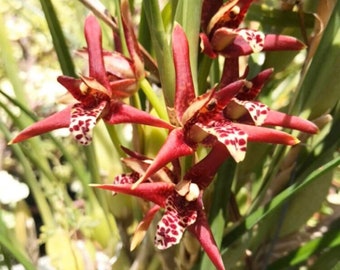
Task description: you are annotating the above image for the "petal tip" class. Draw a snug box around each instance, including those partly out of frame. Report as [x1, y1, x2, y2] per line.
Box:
[7, 138, 15, 145]
[293, 137, 300, 145]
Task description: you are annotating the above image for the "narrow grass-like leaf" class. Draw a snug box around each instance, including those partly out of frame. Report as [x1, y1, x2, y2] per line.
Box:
[221, 155, 340, 250]
[292, 0, 340, 118]
[197, 55, 213, 94]
[142, 0, 175, 106]
[0, 216, 35, 270]
[39, 0, 76, 77]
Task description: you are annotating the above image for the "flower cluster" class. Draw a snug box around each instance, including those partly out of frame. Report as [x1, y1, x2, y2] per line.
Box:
[11, 1, 318, 269]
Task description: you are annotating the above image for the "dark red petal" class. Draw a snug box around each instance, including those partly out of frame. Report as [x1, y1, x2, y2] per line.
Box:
[236, 68, 273, 100]
[173, 24, 196, 120]
[263, 34, 306, 51]
[121, 0, 144, 79]
[137, 128, 194, 185]
[264, 110, 319, 134]
[84, 15, 111, 90]
[109, 78, 138, 98]
[221, 34, 305, 57]
[188, 206, 225, 270]
[214, 80, 245, 108]
[92, 182, 174, 207]
[104, 102, 174, 130]
[233, 123, 299, 145]
[9, 106, 71, 144]
[185, 142, 229, 189]
[200, 33, 218, 58]
[57, 76, 84, 101]
[219, 57, 240, 86]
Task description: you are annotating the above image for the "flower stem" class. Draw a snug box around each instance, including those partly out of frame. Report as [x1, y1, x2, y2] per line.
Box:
[139, 78, 169, 121]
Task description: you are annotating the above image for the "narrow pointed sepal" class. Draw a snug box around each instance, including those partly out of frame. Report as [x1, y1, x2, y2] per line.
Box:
[185, 142, 229, 189]
[214, 80, 245, 108]
[9, 106, 71, 144]
[200, 33, 218, 58]
[91, 182, 174, 207]
[84, 14, 111, 90]
[262, 34, 306, 51]
[135, 129, 194, 187]
[105, 102, 174, 130]
[236, 68, 273, 100]
[173, 23, 196, 119]
[188, 207, 225, 270]
[57, 76, 85, 101]
[264, 110, 319, 134]
[233, 123, 300, 145]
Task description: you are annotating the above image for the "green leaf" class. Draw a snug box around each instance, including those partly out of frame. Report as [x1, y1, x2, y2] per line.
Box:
[221, 155, 340, 251]
[293, 0, 340, 118]
[39, 0, 76, 77]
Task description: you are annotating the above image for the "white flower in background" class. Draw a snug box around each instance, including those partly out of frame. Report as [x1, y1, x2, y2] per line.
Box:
[0, 170, 29, 205]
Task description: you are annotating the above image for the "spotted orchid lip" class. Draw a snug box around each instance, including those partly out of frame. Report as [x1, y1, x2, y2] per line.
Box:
[9, 106, 72, 144]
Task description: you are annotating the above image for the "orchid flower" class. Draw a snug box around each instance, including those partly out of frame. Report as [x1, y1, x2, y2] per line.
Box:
[93, 143, 230, 270]
[10, 14, 172, 145]
[132, 24, 317, 186]
[200, 0, 306, 58]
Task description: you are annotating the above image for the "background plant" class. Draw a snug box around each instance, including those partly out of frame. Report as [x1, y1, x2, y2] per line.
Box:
[0, 0, 339, 269]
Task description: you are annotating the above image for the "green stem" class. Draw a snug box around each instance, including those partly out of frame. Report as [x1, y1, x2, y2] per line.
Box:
[104, 123, 126, 157]
[139, 78, 169, 121]
[83, 145, 111, 210]
[0, 215, 35, 270]
[39, 0, 76, 77]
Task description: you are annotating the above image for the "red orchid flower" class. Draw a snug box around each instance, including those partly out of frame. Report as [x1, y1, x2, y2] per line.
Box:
[200, 0, 305, 58]
[133, 24, 317, 185]
[10, 14, 173, 145]
[76, 0, 145, 98]
[93, 143, 230, 270]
